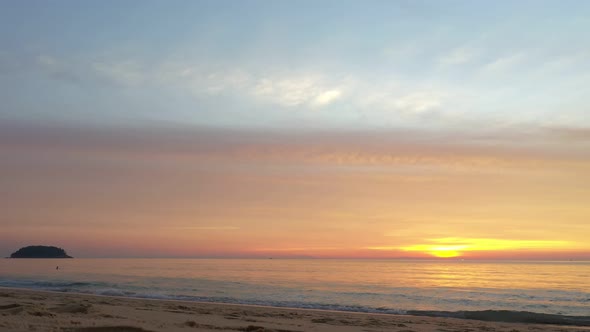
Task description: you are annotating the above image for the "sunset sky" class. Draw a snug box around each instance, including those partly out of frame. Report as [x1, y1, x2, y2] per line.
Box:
[1, 1, 589, 259]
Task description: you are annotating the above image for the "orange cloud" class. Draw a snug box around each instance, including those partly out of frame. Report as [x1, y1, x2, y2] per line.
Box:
[2, 123, 589, 258]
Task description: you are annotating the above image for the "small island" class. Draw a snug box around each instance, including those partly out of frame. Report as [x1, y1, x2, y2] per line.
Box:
[9, 245, 72, 258]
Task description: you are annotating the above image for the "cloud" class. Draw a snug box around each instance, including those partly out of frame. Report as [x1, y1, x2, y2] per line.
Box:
[155, 63, 345, 108]
[393, 91, 444, 114]
[252, 75, 323, 106]
[8, 52, 589, 129]
[34, 55, 85, 83]
[182, 68, 251, 96]
[547, 126, 590, 141]
[36, 55, 58, 68]
[17, 54, 451, 118]
[91, 60, 146, 86]
[480, 53, 526, 74]
[2, 123, 589, 258]
[167, 226, 239, 230]
[312, 89, 342, 107]
[7, 54, 149, 87]
[536, 52, 589, 74]
[438, 47, 479, 66]
[2, 122, 589, 173]
[251, 246, 340, 252]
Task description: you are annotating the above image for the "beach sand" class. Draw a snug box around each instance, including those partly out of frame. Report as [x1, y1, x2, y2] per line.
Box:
[0, 288, 587, 332]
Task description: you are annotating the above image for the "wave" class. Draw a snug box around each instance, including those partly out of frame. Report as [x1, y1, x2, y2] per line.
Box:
[0, 279, 96, 289]
[87, 291, 409, 315]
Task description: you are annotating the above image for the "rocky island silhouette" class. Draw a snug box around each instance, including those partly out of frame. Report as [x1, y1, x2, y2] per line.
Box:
[9, 245, 72, 258]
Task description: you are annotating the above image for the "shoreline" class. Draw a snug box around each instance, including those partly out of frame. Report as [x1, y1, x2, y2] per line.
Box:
[1, 287, 589, 332]
[1, 286, 589, 327]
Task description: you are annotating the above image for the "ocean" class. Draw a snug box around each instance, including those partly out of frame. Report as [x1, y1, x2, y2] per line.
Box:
[1, 259, 589, 323]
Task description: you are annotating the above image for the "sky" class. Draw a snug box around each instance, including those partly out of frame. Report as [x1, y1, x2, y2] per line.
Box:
[1, 1, 589, 259]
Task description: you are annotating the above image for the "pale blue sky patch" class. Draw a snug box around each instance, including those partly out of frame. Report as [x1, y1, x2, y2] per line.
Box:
[1, 0, 589, 130]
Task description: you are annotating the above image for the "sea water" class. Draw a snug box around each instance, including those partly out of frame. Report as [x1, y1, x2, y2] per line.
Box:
[0, 259, 588, 320]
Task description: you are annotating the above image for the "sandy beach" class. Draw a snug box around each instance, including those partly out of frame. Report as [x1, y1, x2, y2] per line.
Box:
[0, 288, 588, 332]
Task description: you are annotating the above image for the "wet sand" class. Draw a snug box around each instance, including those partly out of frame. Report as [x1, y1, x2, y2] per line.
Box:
[0, 288, 588, 332]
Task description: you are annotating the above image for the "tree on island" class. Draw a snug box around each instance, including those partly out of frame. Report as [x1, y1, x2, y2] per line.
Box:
[9, 245, 72, 258]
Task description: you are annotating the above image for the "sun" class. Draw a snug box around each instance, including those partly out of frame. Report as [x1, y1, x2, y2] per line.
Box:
[427, 245, 466, 258]
[429, 249, 461, 258]
[399, 244, 468, 258]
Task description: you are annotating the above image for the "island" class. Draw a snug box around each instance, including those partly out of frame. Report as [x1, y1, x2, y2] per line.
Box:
[9, 246, 73, 258]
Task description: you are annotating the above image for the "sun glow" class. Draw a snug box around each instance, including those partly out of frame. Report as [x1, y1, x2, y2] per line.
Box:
[429, 250, 460, 258]
[430, 246, 467, 258]
[400, 244, 468, 258]
[397, 238, 573, 258]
